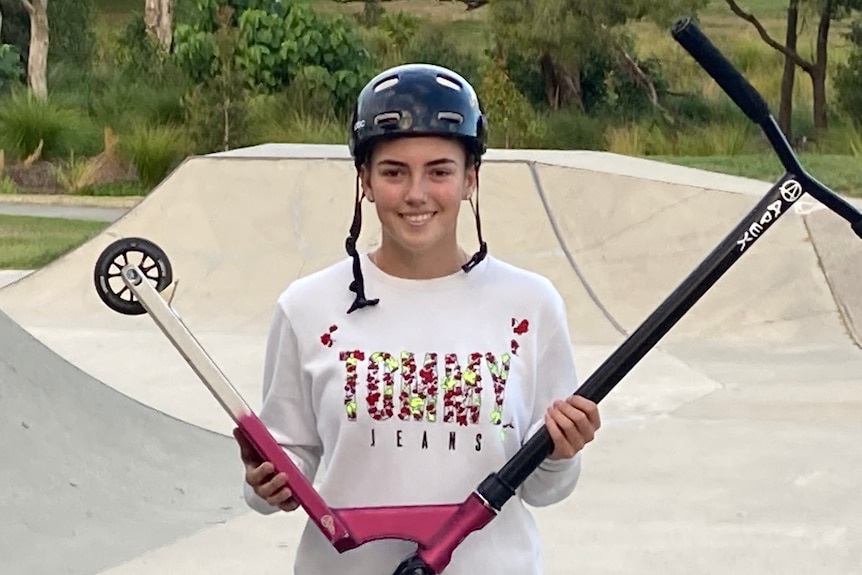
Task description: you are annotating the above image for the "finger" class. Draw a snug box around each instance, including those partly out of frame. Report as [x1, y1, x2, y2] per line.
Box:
[246, 461, 276, 487]
[279, 498, 300, 512]
[544, 411, 567, 457]
[233, 428, 264, 466]
[545, 410, 577, 459]
[556, 401, 596, 444]
[266, 483, 294, 507]
[547, 405, 583, 454]
[567, 396, 602, 430]
[259, 473, 291, 501]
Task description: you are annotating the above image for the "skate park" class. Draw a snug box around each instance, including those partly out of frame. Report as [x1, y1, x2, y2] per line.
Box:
[1, 142, 861, 574]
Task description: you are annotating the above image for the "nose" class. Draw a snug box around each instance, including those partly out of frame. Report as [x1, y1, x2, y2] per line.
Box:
[403, 175, 428, 205]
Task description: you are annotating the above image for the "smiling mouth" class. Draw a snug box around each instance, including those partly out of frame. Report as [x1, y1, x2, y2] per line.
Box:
[400, 212, 436, 225]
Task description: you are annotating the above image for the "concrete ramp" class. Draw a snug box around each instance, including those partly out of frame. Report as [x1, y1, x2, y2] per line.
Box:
[535, 162, 846, 345]
[0, 309, 244, 575]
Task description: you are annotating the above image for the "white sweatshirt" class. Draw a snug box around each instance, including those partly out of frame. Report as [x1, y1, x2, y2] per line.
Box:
[244, 253, 583, 574]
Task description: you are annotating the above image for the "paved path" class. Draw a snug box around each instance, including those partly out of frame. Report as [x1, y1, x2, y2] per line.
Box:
[0, 201, 128, 222]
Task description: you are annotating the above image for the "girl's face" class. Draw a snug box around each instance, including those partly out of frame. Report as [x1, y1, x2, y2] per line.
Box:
[360, 136, 477, 265]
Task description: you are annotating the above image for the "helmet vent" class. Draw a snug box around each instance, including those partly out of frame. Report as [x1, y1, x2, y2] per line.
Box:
[437, 111, 464, 124]
[374, 111, 402, 127]
[373, 77, 399, 92]
[436, 75, 462, 91]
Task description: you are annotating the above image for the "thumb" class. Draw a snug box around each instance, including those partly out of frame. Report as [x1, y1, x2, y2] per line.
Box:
[233, 427, 264, 466]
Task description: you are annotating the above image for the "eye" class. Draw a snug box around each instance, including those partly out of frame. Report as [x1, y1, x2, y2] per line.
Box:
[380, 168, 403, 178]
[431, 168, 453, 178]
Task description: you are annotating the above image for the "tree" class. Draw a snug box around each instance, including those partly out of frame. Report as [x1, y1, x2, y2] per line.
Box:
[778, 0, 800, 138]
[173, 0, 373, 114]
[145, 0, 173, 53]
[484, 0, 707, 112]
[19, 0, 47, 99]
[834, 19, 862, 126]
[724, 0, 862, 135]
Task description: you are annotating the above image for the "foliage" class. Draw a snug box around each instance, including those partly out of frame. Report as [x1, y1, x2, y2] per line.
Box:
[0, 44, 24, 93]
[487, 0, 708, 110]
[479, 61, 544, 148]
[171, 0, 373, 115]
[181, 6, 252, 153]
[356, 0, 385, 27]
[401, 22, 484, 87]
[0, 0, 95, 70]
[835, 20, 862, 126]
[0, 89, 94, 160]
[48, 0, 96, 69]
[0, 0, 30, 63]
[114, 12, 189, 85]
[0, 176, 19, 194]
[117, 124, 190, 188]
[377, 10, 421, 60]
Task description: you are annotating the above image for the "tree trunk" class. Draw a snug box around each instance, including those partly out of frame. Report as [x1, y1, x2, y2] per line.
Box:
[811, 0, 833, 134]
[558, 62, 584, 112]
[539, 52, 560, 110]
[538, 52, 584, 111]
[1, 5, 4, 43]
[619, 48, 661, 109]
[20, 0, 48, 100]
[778, 0, 799, 138]
[144, 0, 172, 53]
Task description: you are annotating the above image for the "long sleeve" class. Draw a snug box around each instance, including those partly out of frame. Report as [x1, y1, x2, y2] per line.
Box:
[519, 291, 583, 508]
[243, 298, 323, 514]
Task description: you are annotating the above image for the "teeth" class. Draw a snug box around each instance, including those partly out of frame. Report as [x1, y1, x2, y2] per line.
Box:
[403, 213, 433, 224]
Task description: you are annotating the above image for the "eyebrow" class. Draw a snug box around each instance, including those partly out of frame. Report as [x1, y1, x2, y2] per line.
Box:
[376, 158, 458, 168]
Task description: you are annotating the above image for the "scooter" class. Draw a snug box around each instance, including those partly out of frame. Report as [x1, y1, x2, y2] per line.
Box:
[92, 18, 862, 575]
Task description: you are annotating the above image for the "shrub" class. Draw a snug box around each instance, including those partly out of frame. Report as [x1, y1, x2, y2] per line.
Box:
[479, 61, 544, 149]
[0, 176, 18, 194]
[117, 124, 190, 188]
[539, 110, 606, 150]
[0, 90, 96, 160]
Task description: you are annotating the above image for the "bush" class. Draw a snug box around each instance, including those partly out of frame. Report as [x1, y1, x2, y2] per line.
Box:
[0, 176, 18, 194]
[172, 0, 374, 116]
[246, 91, 346, 146]
[539, 110, 607, 150]
[479, 62, 544, 149]
[117, 124, 190, 188]
[0, 90, 97, 160]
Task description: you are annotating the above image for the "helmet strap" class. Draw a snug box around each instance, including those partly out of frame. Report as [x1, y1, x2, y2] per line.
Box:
[462, 167, 487, 273]
[345, 176, 380, 314]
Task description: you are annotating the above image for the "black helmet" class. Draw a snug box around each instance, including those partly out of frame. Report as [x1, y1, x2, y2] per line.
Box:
[343, 63, 489, 315]
[349, 63, 487, 168]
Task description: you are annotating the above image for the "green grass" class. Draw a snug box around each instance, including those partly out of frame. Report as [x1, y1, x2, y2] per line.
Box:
[653, 153, 862, 196]
[0, 215, 109, 269]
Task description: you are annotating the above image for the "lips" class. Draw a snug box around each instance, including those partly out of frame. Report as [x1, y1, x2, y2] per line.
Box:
[401, 212, 435, 225]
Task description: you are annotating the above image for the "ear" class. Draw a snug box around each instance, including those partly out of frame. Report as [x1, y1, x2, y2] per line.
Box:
[462, 166, 477, 201]
[359, 165, 374, 202]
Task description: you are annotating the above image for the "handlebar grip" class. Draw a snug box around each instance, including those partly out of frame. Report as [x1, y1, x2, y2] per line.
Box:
[671, 16, 771, 124]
